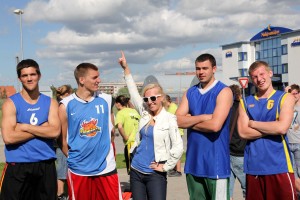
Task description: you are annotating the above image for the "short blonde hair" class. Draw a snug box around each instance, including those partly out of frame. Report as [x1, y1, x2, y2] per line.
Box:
[142, 83, 165, 97]
[248, 61, 271, 76]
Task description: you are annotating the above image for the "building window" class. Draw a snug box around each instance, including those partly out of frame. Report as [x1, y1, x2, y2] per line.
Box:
[239, 69, 248, 76]
[255, 51, 260, 60]
[282, 44, 288, 55]
[272, 48, 277, 57]
[238, 52, 247, 61]
[282, 63, 288, 73]
[272, 66, 278, 74]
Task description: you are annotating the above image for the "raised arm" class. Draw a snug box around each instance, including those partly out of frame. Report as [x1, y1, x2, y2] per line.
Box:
[118, 51, 143, 112]
[248, 93, 295, 135]
[176, 91, 212, 129]
[17, 99, 61, 139]
[1, 99, 35, 145]
[58, 103, 69, 156]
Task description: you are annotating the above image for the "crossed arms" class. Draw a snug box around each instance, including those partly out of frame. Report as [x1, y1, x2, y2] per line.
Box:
[1, 98, 61, 145]
[237, 93, 295, 140]
[176, 87, 232, 133]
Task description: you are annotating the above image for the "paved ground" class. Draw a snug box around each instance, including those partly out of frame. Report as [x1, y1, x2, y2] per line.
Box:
[0, 131, 244, 200]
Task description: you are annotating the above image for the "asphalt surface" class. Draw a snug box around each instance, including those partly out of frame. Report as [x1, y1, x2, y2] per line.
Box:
[0, 132, 244, 200]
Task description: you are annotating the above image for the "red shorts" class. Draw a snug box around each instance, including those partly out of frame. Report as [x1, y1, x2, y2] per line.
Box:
[67, 169, 121, 200]
[246, 173, 297, 200]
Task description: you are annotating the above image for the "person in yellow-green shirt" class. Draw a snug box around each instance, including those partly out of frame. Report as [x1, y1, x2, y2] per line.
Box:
[165, 95, 184, 177]
[115, 95, 140, 174]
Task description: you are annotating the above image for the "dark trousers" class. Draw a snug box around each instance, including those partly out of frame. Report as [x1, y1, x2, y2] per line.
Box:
[0, 159, 57, 200]
[130, 168, 167, 200]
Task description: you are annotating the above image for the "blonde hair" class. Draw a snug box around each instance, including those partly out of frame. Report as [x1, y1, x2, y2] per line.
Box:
[142, 83, 165, 130]
[248, 61, 271, 76]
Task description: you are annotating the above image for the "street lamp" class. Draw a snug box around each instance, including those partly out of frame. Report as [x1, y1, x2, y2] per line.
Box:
[14, 9, 24, 60]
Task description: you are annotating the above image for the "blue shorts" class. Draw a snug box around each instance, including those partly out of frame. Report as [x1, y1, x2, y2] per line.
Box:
[56, 148, 68, 180]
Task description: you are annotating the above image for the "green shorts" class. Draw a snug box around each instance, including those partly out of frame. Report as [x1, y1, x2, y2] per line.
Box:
[186, 174, 229, 200]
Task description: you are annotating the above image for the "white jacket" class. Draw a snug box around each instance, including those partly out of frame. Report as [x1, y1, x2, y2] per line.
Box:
[125, 74, 184, 171]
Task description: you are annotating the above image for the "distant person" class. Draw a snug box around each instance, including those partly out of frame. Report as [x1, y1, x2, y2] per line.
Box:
[238, 61, 297, 199]
[115, 95, 140, 174]
[118, 51, 184, 200]
[0, 59, 61, 200]
[228, 84, 246, 199]
[164, 94, 184, 177]
[54, 85, 73, 200]
[287, 84, 300, 193]
[58, 63, 121, 200]
[176, 53, 232, 199]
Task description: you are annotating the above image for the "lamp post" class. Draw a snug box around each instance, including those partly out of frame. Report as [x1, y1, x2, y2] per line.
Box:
[14, 9, 24, 60]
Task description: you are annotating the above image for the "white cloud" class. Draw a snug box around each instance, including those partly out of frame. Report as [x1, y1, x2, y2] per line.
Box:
[12, 0, 300, 89]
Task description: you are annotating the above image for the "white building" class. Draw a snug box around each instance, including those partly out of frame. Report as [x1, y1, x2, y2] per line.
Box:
[221, 25, 300, 90]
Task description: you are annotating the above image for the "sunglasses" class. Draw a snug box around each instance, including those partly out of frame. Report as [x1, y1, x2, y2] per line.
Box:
[143, 95, 161, 103]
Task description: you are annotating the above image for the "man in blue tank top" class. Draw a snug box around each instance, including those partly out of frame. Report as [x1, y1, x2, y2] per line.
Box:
[58, 63, 121, 200]
[176, 53, 232, 199]
[0, 59, 61, 200]
[238, 61, 297, 199]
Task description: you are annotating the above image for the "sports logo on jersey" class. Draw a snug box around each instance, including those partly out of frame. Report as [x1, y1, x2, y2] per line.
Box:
[248, 104, 255, 108]
[267, 100, 274, 110]
[80, 118, 101, 137]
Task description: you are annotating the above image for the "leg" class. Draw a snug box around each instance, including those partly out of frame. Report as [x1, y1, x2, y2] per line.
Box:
[246, 174, 264, 200]
[186, 174, 207, 200]
[56, 148, 68, 197]
[145, 171, 167, 200]
[0, 163, 26, 200]
[130, 168, 147, 200]
[95, 173, 121, 200]
[175, 159, 182, 172]
[230, 155, 246, 198]
[205, 178, 229, 200]
[229, 160, 236, 199]
[36, 160, 57, 200]
[67, 169, 91, 200]
[265, 173, 297, 200]
[124, 145, 130, 174]
[292, 144, 300, 179]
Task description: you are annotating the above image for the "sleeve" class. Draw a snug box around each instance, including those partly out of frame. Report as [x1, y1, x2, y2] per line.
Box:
[162, 114, 184, 172]
[115, 111, 124, 127]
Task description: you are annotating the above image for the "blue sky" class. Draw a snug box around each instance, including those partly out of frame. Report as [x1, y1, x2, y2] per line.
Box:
[1, 0, 299, 93]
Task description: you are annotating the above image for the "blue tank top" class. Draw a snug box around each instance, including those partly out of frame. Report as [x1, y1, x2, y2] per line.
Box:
[184, 81, 231, 179]
[5, 93, 56, 162]
[62, 92, 116, 176]
[241, 90, 293, 175]
[131, 125, 155, 173]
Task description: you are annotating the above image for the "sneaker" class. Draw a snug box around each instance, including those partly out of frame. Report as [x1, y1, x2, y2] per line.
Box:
[168, 170, 182, 177]
[57, 193, 68, 200]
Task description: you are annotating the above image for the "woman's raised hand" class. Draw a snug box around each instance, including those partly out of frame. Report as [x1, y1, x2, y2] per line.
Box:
[118, 51, 128, 70]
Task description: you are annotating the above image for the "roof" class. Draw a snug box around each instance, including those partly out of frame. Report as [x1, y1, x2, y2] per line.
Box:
[0, 86, 16, 97]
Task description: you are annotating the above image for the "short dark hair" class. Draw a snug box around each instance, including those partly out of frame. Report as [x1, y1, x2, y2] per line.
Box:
[195, 53, 216, 67]
[115, 95, 130, 107]
[74, 63, 98, 84]
[16, 59, 41, 78]
[290, 84, 300, 93]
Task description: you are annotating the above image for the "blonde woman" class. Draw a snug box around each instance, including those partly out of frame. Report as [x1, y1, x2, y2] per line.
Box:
[118, 51, 183, 200]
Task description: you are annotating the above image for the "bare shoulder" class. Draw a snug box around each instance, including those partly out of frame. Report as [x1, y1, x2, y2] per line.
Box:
[218, 87, 232, 99]
[2, 98, 15, 113]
